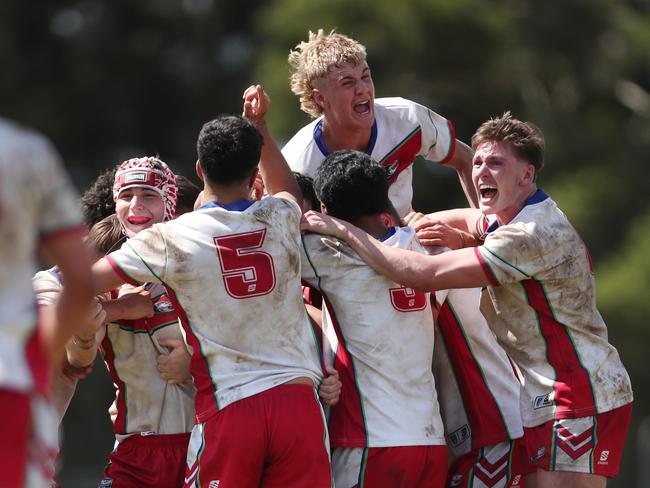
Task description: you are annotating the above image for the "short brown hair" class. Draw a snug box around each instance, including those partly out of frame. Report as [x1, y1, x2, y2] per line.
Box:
[471, 111, 545, 179]
[288, 29, 367, 118]
[87, 214, 125, 257]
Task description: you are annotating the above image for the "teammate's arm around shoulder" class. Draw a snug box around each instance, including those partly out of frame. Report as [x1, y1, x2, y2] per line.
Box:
[242, 84, 303, 208]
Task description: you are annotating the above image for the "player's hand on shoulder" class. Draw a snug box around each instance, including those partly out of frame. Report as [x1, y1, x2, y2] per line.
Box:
[318, 367, 342, 406]
[242, 84, 270, 124]
[300, 211, 344, 238]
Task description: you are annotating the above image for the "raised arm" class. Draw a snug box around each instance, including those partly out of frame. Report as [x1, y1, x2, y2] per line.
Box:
[301, 211, 489, 291]
[445, 140, 478, 208]
[242, 84, 303, 206]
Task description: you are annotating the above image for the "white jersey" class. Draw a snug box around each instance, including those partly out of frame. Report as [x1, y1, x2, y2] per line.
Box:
[301, 226, 445, 448]
[102, 283, 195, 441]
[283, 97, 455, 217]
[475, 190, 633, 427]
[432, 283, 523, 460]
[107, 197, 323, 422]
[0, 118, 82, 394]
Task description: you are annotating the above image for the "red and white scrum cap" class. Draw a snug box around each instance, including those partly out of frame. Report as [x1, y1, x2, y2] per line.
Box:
[113, 156, 178, 221]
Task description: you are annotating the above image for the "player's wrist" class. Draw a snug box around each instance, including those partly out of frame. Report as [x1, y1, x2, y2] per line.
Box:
[71, 333, 96, 349]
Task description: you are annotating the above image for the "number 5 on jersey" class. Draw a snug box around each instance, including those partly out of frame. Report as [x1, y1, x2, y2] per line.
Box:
[214, 229, 276, 299]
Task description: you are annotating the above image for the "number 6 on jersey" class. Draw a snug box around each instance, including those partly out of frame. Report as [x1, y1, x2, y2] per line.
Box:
[214, 229, 276, 299]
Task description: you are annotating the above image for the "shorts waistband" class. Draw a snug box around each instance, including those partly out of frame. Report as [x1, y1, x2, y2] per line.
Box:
[120, 432, 191, 448]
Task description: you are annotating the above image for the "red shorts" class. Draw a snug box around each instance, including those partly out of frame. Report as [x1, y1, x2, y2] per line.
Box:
[0, 389, 58, 488]
[184, 384, 331, 488]
[447, 440, 526, 488]
[0, 389, 30, 488]
[522, 402, 632, 478]
[100, 432, 190, 488]
[332, 445, 447, 488]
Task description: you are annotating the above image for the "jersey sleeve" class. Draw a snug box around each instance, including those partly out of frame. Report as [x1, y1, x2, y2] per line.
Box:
[107, 226, 168, 285]
[475, 223, 546, 285]
[33, 269, 62, 306]
[414, 102, 456, 164]
[35, 140, 83, 240]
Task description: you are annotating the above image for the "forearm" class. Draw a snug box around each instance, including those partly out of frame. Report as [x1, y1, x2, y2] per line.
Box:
[49, 286, 94, 363]
[332, 220, 437, 291]
[65, 333, 99, 368]
[323, 217, 488, 291]
[447, 141, 478, 208]
[257, 122, 302, 201]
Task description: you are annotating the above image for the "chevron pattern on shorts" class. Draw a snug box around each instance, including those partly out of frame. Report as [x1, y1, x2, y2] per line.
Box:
[556, 424, 594, 460]
[474, 452, 509, 487]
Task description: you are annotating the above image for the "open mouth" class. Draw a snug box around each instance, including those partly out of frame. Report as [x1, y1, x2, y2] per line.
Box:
[127, 216, 151, 225]
[353, 100, 371, 115]
[479, 186, 497, 200]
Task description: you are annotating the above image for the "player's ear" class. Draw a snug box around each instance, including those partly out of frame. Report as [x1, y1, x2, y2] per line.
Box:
[320, 202, 329, 215]
[312, 88, 326, 111]
[380, 212, 396, 228]
[521, 162, 535, 186]
[195, 160, 204, 181]
[247, 168, 260, 189]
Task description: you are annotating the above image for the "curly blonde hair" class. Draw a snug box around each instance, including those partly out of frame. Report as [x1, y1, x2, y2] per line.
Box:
[288, 29, 367, 118]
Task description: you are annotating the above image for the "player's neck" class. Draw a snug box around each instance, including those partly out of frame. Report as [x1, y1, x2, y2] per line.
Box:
[353, 215, 390, 241]
[321, 119, 372, 153]
[202, 183, 251, 206]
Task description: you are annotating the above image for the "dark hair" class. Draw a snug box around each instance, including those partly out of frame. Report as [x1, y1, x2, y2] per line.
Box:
[196, 115, 263, 185]
[471, 111, 545, 179]
[293, 172, 320, 211]
[175, 174, 201, 216]
[87, 214, 125, 256]
[81, 167, 117, 226]
[313, 150, 392, 223]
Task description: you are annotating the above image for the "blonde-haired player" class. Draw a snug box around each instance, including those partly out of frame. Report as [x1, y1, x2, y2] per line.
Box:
[283, 29, 477, 216]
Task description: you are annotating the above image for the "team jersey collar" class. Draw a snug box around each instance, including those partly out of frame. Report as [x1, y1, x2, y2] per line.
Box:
[486, 189, 549, 234]
[198, 199, 256, 212]
[380, 226, 397, 242]
[313, 118, 378, 157]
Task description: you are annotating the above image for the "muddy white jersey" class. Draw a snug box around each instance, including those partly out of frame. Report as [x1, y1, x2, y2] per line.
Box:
[431, 275, 523, 460]
[0, 117, 82, 393]
[475, 190, 633, 427]
[102, 283, 195, 441]
[107, 197, 323, 422]
[301, 226, 445, 448]
[283, 97, 455, 218]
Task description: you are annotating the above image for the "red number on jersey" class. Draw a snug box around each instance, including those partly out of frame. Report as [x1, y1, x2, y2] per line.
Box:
[214, 229, 276, 299]
[389, 285, 427, 312]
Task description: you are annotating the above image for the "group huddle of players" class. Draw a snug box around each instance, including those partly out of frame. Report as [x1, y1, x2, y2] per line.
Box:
[1, 29, 634, 488]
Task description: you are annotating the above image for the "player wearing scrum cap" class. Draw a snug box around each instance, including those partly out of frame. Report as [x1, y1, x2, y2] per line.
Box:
[91, 86, 332, 488]
[66, 156, 196, 488]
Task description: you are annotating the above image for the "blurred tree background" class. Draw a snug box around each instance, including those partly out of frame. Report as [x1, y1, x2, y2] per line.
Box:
[2, 0, 648, 485]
